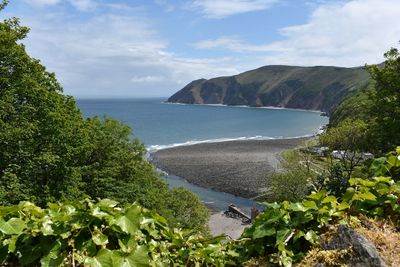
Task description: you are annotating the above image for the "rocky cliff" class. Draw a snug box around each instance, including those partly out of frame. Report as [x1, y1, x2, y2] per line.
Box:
[168, 65, 371, 114]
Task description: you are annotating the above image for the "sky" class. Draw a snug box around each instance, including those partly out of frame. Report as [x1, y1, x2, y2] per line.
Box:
[1, 0, 400, 98]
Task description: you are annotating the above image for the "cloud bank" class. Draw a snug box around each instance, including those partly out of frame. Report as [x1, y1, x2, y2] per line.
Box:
[6, 0, 400, 97]
[190, 0, 279, 18]
[195, 0, 400, 66]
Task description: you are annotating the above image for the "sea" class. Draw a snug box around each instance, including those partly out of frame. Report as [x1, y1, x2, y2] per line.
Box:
[77, 98, 328, 212]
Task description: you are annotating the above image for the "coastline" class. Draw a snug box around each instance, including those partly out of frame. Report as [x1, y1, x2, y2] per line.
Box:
[163, 101, 327, 115]
[151, 137, 310, 199]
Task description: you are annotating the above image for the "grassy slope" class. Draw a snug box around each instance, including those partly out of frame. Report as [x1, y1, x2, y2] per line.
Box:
[168, 65, 371, 114]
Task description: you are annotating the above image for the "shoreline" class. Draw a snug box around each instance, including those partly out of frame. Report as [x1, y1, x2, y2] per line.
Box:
[146, 133, 322, 154]
[163, 101, 328, 115]
[151, 137, 310, 199]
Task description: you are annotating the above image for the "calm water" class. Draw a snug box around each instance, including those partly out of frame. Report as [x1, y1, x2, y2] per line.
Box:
[77, 98, 328, 211]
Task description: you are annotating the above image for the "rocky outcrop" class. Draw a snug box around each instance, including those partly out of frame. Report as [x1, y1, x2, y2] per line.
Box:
[317, 225, 387, 267]
[168, 65, 371, 114]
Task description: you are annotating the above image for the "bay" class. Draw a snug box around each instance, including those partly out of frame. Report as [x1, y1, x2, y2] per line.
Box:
[76, 97, 328, 212]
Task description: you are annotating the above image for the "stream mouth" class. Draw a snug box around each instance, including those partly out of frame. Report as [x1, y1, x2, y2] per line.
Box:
[162, 173, 263, 214]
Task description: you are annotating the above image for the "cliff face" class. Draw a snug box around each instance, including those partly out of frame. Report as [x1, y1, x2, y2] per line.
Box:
[168, 65, 371, 114]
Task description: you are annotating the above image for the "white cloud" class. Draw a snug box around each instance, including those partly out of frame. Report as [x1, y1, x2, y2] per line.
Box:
[18, 0, 400, 98]
[20, 10, 239, 97]
[194, 36, 277, 52]
[194, 0, 400, 66]
[191, 0, 279, 18]
[25, 0, 96, 11]
[131, 75, 165, 83]
[268, 0, 400, 66]
[69, 0, 97, 11]
[25, 0, 60, 7]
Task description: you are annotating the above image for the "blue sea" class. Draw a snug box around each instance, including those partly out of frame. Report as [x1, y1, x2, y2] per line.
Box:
[77, 98, 328, 212]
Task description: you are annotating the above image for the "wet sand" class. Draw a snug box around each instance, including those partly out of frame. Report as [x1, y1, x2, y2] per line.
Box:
[152, 137, 309, 198]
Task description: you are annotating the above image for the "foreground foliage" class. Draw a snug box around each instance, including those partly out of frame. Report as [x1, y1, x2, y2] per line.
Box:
[0, 199, 235, 266]
[241, 176, 400, 266]
[1, 149, 400, 266]
[239, 148, 400, 266]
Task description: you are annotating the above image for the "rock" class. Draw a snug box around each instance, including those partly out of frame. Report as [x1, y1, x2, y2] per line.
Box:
[319, 225, 387, 267]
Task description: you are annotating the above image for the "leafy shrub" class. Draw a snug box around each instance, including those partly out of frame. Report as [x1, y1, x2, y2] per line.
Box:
[165, 187, 210, 234]
[268, 170, 311, 202]
[267, 150, 315, 202]
[240, 174, 400, 266]
[1, 157, 400, 266]
[369, 146, 400, 180]
[0, 199, 237, 266]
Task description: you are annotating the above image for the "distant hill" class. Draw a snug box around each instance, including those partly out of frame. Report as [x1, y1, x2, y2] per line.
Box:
[168, 65, 371, 114]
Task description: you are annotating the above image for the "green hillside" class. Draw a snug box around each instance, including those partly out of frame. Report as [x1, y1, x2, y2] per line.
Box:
[168, 65, 371, 114]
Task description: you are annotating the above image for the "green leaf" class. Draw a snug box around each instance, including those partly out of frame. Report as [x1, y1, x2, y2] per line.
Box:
[276, 228, 291, 244]
[321, 196, 337, 204]
[112, 205, 141, 235]
[123, 245, 150, 267]
[337, 202, 350, 211]
[41, 216, 54, 235]
[262, 202, 281, 209]
[87, 249, 116, 267]
[252, 226, 276, 239]
[353, 191, 377, 201]
[3, 235, 18, 253]
[308, 191, 327, 201]
[118, 237, 139, 254]
[97, 199, 119, 209]
[293, 230, 305, 241]
[301, 200, 317, 210]
[92, 230, 108, 246]
[281, 254, 293, 267]
[0, 218, 26, 235]
[304, 230, 318, 244]
[342, 187, 355, 202]
[288, 203, 306, 212]
[373, 176, 393, 184]
[40, 240, 66, 267]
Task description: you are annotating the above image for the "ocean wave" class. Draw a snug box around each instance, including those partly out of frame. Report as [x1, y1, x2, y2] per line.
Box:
[146, 134, 318, 153]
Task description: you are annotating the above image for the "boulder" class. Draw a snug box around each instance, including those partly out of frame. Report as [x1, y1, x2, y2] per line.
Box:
[318, 225, 387, 267]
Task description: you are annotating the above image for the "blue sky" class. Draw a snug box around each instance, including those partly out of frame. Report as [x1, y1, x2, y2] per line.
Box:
[2, 0, 400, 97]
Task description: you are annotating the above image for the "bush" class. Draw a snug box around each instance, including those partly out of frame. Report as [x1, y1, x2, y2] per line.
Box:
[268, 170, 311, 202]
[0, 199, 236, 266]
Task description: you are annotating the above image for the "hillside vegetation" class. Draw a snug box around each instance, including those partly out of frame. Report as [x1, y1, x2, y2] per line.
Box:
[328, 47, 400, 153]
[0, 1, 208, 234]
[168, 65, 370, 114]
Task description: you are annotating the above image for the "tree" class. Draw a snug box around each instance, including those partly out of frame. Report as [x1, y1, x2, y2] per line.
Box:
[267, 150, 314, 202]
[320, 119, 368, 179]
[268, 170, 310, 202]
[366, 47, 400, 153]
[0, 10, 89, 204]
[166, 187, 210, 234]
[329, 88, 374, 128]
[0, 2, 208, 231]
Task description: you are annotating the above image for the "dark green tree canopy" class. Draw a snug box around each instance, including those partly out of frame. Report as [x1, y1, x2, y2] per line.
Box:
[366, 47, 400, 152]
[329, 45, 400, 154]
[0, 2, 208, 232]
